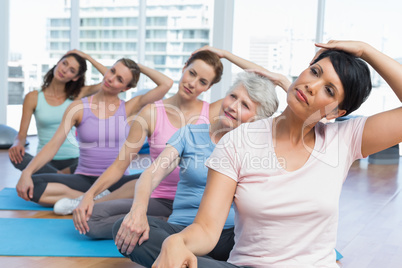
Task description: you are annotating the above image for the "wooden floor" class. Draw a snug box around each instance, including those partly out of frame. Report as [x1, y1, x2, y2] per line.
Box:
[1, 136, 402, 268]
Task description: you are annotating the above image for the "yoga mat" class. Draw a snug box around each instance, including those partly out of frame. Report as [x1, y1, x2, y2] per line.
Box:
[335, 249, 343, 261]
[128, 169, 144, 175]
[0, 218, 123, 257]
[0, 187, 52, 211]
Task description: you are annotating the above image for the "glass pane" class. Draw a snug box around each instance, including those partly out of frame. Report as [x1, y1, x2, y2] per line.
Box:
[9, 0, 67, 133]
[233, 0, 317, 114]
[75, 0, 213, 99]
[325, 0, 402, 116]
[78, 0, 140, 97]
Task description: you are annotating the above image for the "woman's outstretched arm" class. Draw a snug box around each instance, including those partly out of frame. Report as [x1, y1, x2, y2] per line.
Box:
[115, 144, 180, 254]
[16, 100, 82, 200]
[153, 169, 236, 268]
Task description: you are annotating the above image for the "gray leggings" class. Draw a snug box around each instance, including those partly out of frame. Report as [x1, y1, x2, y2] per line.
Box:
[30, 173, 141, 203]
[11, 152, 78, 174]
[112, 216, 243, 268]
[86, 198, 173, 239]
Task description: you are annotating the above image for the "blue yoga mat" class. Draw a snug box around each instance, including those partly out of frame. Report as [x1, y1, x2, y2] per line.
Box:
[0, 218, 123, 257]
[0, 188, 52, 211]
[129, 169, 144, 175]
[335, 249, 343, 261]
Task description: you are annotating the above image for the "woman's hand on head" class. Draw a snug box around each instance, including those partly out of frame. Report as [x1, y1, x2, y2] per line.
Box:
[152, 234, 198, 268]
[16, 171, 34, 201]
[315, 40, 368, 58]
[67, 49, 88, 59]
[114, 204, 150, 255]
[246, 69, 291, 92]
[193, 45, 225, 58]
[72, 194, 95, 235]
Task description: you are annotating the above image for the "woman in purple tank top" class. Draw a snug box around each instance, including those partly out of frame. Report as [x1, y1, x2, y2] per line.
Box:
[68, 47, 289, 240]
[15, 58, 173, 208]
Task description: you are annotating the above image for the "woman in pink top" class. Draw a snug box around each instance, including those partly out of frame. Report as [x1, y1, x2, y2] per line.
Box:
[70, 47, 289, 239]
[153, 40, 402, 268]
[16, 58, 173, 206]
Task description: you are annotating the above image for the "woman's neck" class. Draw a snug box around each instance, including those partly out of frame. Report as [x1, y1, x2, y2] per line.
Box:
[46, 80, 66, 98]
[168, 94, 203, 112]
[91, 90, 120, 105]
[209, 120, 229, 144]
[274, 107, 316, 145]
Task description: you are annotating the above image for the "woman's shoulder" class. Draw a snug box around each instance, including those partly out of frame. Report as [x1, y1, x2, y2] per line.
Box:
[25, 90, 39, 99]
[23, 90, 40, 108]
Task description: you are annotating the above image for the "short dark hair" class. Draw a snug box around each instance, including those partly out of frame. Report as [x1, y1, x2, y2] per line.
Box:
[185, 50, 223, 86]
[312, 50, 372, 116]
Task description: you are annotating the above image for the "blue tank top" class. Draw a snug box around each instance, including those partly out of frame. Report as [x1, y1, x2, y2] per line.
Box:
[74, 97, 130, 176]
[34, 90, 79, 160]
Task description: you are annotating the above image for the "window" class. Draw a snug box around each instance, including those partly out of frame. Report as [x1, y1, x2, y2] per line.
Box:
[50, 31, 59, 38]
[154, 55, 166, 65]
[126, 42, 136, 51]
[113, 18, 124, 26]
[113, 30, 125, 39]
[8, 0, 67, 133]
[183, 30, 195, 39]
[127, 17, 138, 26]
[113, 42, 123, 51]
[127, 30, 137, 38]
[102, 18, 111, 26]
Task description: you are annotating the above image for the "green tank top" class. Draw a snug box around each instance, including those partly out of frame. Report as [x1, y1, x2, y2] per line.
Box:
[34, 91, 79, 160]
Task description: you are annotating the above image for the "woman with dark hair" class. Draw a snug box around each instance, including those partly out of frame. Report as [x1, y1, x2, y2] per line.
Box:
[16, 58, 173, 207]
[9, 50, 105, 174]
[151, 40, 402, 268]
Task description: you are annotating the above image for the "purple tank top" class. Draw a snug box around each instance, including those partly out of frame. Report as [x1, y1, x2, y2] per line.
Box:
[148, 100, 210, 200]
[74, 97, 130, 176]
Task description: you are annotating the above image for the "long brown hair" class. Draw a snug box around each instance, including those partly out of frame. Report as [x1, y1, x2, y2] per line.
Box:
[42, 53, 87, 99]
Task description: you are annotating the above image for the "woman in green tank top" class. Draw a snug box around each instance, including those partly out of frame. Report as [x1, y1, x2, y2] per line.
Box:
[9, 50, 105, 174]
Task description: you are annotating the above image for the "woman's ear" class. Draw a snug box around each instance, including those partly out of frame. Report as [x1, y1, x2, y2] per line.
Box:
[326, 109, 347, 120]
[72, 75, 80, 82]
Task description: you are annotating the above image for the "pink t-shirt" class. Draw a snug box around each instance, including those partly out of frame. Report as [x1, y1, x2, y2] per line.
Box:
[206, 116, 367, 268]
[148, 100, 210, 200]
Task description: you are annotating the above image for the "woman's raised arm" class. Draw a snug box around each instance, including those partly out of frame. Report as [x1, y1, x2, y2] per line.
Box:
[125, 63, 173, 116]
[316, 40, 402, 158]
[69, 49, 106, 99]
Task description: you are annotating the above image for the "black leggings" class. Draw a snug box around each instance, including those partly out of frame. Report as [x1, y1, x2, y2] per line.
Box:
[112, 216, 240, 268]
[86, 198, 173, 239]
[30, 172, 141, 203]
[11, 152, 78, 174]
